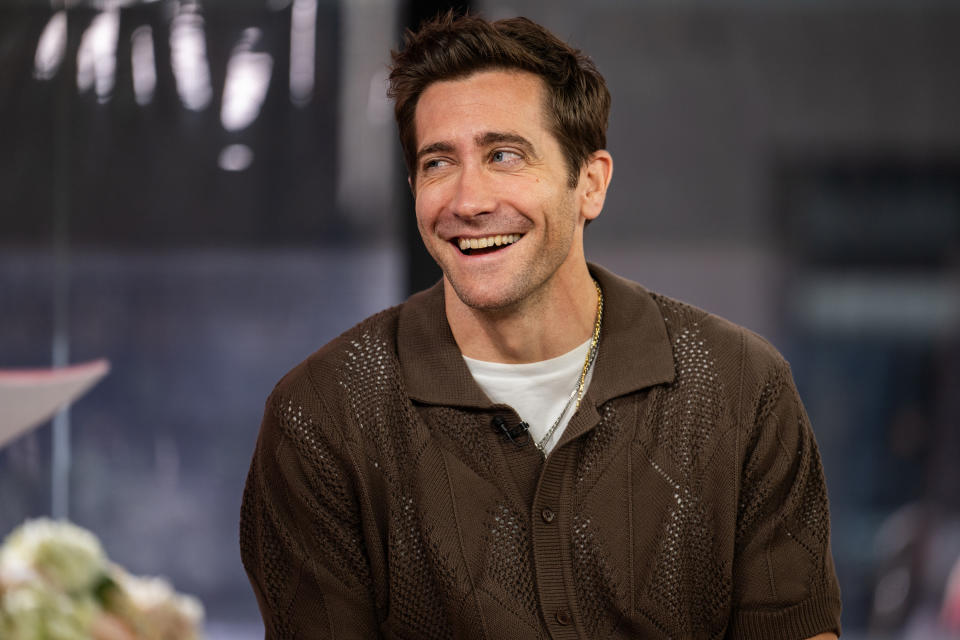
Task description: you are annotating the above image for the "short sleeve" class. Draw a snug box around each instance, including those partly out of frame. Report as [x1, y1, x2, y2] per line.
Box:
[728, 355, 842, 640]
[240, 386, 381, 639]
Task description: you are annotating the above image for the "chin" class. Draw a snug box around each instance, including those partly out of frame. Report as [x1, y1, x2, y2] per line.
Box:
[451, 289, 515, 311]
[446, 278, 523, 312]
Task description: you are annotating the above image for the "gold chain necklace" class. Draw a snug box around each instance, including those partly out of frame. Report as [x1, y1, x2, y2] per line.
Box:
[533, 279, 603, 456]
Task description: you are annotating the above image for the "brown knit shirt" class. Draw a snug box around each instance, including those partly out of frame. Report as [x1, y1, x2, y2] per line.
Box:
[240, 264, 842, 639]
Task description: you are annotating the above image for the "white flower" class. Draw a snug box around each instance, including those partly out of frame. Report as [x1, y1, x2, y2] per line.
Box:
[0, 582, 98, 640]
[109, 568, 205, 640]
[0, 519, 204, 640]
[0, 519, 108, 595]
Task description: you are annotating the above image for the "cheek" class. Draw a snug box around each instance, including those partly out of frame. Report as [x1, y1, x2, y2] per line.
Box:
[414, 208, 433, 238]
[414, 185, 444, 223]
[414, 195, 435, 226]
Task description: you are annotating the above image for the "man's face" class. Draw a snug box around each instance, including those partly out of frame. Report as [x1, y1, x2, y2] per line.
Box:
[412, 69, 593, 312]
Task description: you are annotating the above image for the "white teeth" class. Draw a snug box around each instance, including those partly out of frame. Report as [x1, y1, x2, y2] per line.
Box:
[458, 234, 520, 251]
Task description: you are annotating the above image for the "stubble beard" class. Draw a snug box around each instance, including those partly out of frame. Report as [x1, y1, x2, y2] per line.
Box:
[423, 189, 582, 314]
[446, 265, 539, 314]
[440, 222, 579, 316]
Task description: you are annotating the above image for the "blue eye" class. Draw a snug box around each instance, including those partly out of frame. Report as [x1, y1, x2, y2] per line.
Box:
[492, 150, 522, 164]
[422, 158, 448, 172]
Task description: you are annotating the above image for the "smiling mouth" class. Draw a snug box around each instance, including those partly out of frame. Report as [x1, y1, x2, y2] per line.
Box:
[456, 233, 522, 256]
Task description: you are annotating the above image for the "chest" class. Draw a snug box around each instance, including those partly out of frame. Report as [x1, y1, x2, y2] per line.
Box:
[361, 388, 740, 639]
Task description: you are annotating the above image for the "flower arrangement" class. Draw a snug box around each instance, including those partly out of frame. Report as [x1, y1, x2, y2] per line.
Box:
[0, 518, 204, 640]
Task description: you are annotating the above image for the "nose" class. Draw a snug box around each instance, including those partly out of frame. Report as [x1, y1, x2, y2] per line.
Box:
[450, 161, 495, 219]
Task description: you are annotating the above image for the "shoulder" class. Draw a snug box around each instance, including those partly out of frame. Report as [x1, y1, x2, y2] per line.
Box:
[646, 288, 791, 386]
[590, 264, 792, 407]
[639, 290, 804, 452]
[265, 303, 405, 430]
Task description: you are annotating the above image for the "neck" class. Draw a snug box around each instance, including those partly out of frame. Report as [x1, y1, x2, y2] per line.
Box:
[445, 262, 598, 364]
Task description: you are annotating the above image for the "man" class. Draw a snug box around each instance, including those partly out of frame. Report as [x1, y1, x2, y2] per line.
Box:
[241, 13, 842, 640]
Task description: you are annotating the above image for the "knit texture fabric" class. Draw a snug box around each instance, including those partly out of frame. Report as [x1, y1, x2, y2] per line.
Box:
[240, 265, 842, 639]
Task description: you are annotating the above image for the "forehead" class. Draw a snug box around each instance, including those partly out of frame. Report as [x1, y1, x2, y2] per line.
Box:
[414, 70, 549, 149]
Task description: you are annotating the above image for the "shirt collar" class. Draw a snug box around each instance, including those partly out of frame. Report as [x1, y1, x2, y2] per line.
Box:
[398, 263, 676, 408]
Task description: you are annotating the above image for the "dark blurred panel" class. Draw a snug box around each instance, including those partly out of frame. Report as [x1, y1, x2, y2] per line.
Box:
[776, 156, 960, 633]
[0, 6, 60, 243]
[0, 1, 347, 249]
[778, 157, 960, 268]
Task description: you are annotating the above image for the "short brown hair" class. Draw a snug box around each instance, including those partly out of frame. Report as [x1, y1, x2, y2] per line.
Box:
[388, 12, 610, 188]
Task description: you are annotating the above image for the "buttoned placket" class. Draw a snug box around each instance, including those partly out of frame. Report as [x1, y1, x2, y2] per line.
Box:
[529, 404, 601, 639]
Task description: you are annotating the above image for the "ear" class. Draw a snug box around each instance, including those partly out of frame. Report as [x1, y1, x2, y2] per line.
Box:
[407, 174, 414, 195]
[579, 150, 613, 223]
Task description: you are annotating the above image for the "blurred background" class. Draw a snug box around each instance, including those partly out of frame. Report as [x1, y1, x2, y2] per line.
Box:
[1, 0, 959, 638]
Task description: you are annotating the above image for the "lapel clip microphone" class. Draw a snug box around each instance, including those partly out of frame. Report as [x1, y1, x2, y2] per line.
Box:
[491, 415, 530, 447]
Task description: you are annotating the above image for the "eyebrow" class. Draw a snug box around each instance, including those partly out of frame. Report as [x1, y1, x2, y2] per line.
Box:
[415, 131, 538, 164]
[475, 131, 536, 157]
[416, 141, 455, 163]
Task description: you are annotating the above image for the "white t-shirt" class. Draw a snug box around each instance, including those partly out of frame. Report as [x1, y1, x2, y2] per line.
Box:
[463, 337, 596, 456]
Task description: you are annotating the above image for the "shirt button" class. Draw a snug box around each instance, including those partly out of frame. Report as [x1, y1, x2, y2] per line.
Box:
[556, 608, 572, 625]
[541, 508, 556, 523]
